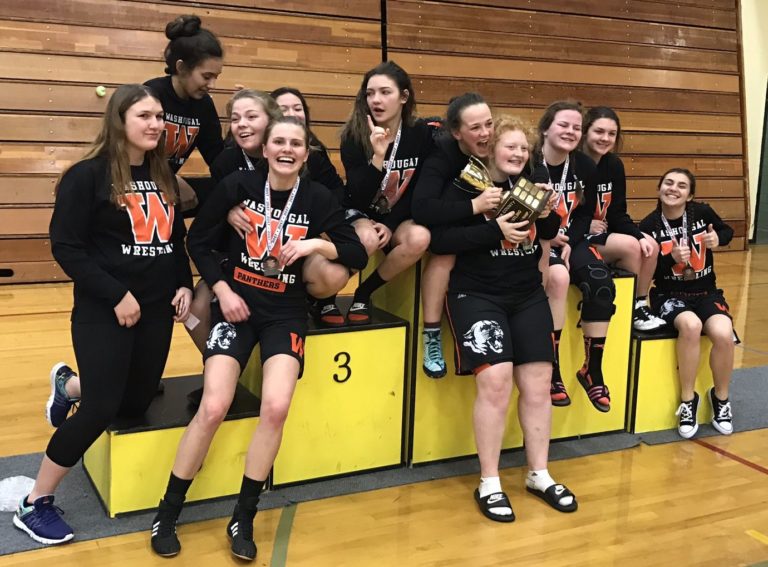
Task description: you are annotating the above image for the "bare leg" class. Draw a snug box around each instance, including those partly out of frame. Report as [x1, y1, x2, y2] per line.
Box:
[546, 264, 570, 331]
[674, 312, 702, 401]
[514, 362, 553, 471]
[28, 457, 70, 501]
[171, 355, 240, 479]
[303, 252, 350, 299]
[703, 314, 734, 399]
[421, 254, 454, 322]
[474, 362, 514, 478]
[375, 220, 430, 282]
[243, 355, 300, 480]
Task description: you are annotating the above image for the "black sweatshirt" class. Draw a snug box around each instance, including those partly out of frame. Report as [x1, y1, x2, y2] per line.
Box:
[594, 153, 643, 239]
[187, 170, 367, 319]
[430, 171, 561, 300]
[411, 135, 475, 228]
[49, 156, 193, 322]
[639, 201, 733, 294]
[210, 136, 346, 205]
[341, 119, 434, 227]
[542, 150, 597, 246]
[144, 76, 224, 173]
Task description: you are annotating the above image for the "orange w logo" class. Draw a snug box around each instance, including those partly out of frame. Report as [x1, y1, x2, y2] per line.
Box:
[243, 209, 309, 259]
[555, 191, 579, 229]
[382, 168, 416, 205]
[290, 332, 304, 357]
[660, 231, 707, 278]
[163, 122, 200, 160]
[123, 192, 174, 244]
[594, 192, 612, 221]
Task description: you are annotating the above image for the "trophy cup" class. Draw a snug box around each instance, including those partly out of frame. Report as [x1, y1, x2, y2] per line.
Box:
[456, 156, 552, 223]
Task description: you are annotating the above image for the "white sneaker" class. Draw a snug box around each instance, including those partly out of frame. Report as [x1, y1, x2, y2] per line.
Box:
[633, 300, 665, 331]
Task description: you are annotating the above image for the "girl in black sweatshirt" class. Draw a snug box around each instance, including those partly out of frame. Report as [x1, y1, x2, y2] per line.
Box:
[13, 84, 193, 547]
[150, 117, 366, 561]
[536, 101, 615, 413]
[325, 61, 432, 329]
[431, 115, 577, 522]
[639, 168, 735, 439]
[144, 15, 225, 211]
[581, 106, 664, 332]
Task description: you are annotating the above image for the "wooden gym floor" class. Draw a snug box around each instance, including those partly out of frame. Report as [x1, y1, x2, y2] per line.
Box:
[1, 247, 767, 566]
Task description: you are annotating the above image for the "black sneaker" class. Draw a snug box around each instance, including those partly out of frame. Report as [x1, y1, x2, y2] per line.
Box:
[227, 504, 257, 561]
[675, 392, 699, 439]
[709, 388, 733, 435]
[150, 499, 182, 557]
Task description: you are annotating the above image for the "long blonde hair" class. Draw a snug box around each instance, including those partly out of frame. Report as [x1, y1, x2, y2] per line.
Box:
[63, 84, 176, 206]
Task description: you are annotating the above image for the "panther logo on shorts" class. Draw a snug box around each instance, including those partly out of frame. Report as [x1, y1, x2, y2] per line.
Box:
[463, 320, 504, 355]
[207, 322, 236, 350]
[660, 298, 686, 319]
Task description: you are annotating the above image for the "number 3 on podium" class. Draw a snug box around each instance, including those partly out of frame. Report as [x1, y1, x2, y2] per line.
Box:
[333, 351, 351, 383]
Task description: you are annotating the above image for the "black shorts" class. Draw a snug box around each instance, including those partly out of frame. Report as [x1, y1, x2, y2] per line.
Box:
[204, 303, 307, 376]
[445, 287, 554, 375]
[345, 208, 369, 224]
[650, 289, 731, 325]
[548, 240, 606, 272]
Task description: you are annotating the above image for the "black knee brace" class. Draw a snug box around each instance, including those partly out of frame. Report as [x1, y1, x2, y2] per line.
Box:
[574, 263, 616, 322]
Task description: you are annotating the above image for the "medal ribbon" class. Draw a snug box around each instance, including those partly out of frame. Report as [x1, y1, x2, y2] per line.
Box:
[263, 175, 301, 257]
[660, 210, 688, 248]
[242, 150, 256, 171]
[543, 154, 569, 212]
[376, 122, 402, 206]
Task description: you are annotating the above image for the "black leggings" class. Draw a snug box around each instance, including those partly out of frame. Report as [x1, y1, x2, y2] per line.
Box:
[45, 315, 174, 468]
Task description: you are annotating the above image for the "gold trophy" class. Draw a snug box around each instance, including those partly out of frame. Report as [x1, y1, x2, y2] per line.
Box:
[457, 156, 552, 222]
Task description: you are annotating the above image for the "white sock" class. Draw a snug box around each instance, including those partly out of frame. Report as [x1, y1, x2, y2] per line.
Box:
[478, 476, 511, 516]
[526, 469, 573, 507]
[478, 476, 502, 498]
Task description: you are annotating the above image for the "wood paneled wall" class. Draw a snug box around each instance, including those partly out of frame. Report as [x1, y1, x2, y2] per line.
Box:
[0, 0, 749, 283]
[388, 0, 747, 250]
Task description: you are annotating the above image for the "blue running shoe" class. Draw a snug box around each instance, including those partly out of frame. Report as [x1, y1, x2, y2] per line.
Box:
[46, 363, 78, 427]
[13, 495, 74, 545]
[422, 329, 447, 378]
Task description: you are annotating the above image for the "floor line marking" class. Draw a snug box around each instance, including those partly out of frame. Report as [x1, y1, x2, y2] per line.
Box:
[746, 530, 768, 547]
[693, 438, 768, 476]
[270, 503, 298, 567]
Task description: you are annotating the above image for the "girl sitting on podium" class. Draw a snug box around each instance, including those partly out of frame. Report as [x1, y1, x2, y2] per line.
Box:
[535, 101, 616, 413]
[149, 116, 367, 561]
[14, 84, 193, 546]
[638, 168, 735, 439]
[581, 106, 664, 333]
[430, 115, 577, 522]
[332, 61, 434, 333]
[412, 92, 500, 378]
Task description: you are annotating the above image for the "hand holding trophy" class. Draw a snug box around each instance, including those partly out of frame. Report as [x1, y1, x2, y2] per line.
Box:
[457, 156, 553, 222]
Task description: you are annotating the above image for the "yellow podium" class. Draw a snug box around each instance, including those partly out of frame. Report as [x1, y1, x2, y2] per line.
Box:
[83, 375, 260, 517]
[240, 307, 409, 486]
[410, 273, 635, 465]
[628, 332, 715, 433]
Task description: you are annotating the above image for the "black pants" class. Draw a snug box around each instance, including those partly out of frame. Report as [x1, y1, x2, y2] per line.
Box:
[45, 314, 174, 468]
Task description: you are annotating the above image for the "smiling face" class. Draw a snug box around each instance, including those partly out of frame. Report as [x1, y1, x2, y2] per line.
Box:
[263, 122, 309, 180]
[453, 103, 494, 159]
[491, 128, 529, 178]
[124, 95, 164, 161]
[544, 109, 582, 154]
[176, 57, 222, 100]
[585, 117, 618, 158]
[659, 171, 694, 211]
[366, 74, 407, 127]
[275, 92, 307, 124]
[230, 97, 270, 156]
